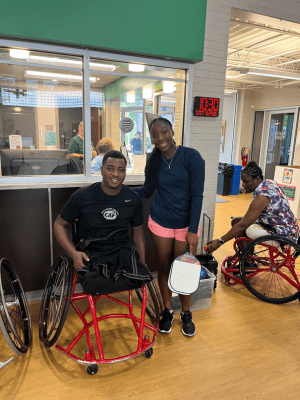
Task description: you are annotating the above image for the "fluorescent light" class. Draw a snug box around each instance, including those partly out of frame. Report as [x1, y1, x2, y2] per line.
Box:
[246, 68, 300, 81]
[10, 49, 29, 59]
[128, 64, 145, 72]
[163, 81, 175, 93]
[142, 87, 152, 99]
[25, 70, 97, 82]
[29, 55, 116, 70]
[126, 92, 135, 103]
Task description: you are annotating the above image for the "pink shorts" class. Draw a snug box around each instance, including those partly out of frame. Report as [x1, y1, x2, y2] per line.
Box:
[148, 216, 200, 242]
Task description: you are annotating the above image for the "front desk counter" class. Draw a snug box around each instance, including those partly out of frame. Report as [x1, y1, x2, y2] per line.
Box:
[0, 179, 159, 293]
[274, 166, 300, 219]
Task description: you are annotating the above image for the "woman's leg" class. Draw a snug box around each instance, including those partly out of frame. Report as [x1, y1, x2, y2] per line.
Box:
[150, 231, 174, 310]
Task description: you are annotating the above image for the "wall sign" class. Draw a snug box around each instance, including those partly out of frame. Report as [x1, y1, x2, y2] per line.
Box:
[194, 97, 220, 117]
[278, 184, 296, 201]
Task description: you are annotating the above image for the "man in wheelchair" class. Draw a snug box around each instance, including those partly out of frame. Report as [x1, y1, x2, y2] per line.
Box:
[206, 161, 299, 261]
[54, 150, 152, 295]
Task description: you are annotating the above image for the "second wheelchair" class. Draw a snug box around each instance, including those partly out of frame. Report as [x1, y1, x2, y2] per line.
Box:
[221, 235, 300, 304]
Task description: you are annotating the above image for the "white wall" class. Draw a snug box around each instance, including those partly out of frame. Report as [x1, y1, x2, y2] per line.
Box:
[219, 93, 237, 164]
[190, 0, 300, 240]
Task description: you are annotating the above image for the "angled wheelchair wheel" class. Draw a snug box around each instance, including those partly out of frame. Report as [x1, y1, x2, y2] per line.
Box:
[38, 255, 74, 347]
[136, 280, 163, 322]
[0, 258, 32, 355]
[240, 235, 300, 304]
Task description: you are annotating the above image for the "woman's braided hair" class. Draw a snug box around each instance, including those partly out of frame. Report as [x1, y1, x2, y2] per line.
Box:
[143, 117, 174, 196]
[242, 161, 264, 180]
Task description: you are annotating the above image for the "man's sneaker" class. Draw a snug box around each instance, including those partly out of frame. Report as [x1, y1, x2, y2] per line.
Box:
[180, 311, 196, 337]
[158, 308, 174, 333]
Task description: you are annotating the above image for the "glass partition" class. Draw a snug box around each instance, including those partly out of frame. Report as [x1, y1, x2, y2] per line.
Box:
[0, 43, 188, 181]
[89, 59, 186, 175]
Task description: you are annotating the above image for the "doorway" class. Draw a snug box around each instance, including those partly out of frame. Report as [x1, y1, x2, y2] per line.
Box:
[263, 110, 298, 179]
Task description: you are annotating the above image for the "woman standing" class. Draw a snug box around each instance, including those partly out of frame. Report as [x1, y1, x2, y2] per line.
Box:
[134, 118, 205, 337]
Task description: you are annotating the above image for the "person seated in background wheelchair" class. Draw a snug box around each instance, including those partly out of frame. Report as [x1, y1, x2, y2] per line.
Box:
[54, 150, 152, 295]
[206, 161, 299, 260]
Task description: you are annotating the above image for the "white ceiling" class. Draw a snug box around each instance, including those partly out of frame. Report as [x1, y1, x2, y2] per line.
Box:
[226, 9, 300, 91]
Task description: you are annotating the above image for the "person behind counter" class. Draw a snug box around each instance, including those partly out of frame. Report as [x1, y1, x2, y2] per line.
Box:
[133, 117, 205, 337]
[91, 138, 114, 172]
[205, 161, 300, 257]
[68, 121, 97, 159]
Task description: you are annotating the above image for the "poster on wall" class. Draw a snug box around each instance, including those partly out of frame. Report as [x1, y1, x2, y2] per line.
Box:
[45, 131, 56, 146]
[282, 168, 293, 184]
[9, 135, 22, 149]
[278, 184, 296, 201]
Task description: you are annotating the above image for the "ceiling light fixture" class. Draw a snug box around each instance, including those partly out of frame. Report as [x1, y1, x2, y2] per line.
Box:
[29, 56, 116, 70]
[163, 81, 175, 93]
[245, 68, 300, 81]
[25, 70, 97, 82]
[128, 64, 145, 72]
[10, 49, 30, 59]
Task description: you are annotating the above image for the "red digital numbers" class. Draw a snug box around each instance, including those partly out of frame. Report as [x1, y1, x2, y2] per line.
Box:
[194, 97, 219, 117]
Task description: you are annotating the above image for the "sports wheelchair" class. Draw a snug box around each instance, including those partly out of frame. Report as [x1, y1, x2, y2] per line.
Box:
[221, 235, 300, 304]
[0, 258, 32, 370]
[38, 241, 163, 375]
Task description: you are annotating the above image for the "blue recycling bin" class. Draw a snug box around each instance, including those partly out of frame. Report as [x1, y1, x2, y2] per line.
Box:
[230, 164, 242, 195]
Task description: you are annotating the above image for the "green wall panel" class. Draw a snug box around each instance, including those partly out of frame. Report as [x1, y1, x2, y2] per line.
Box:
[0, 0, 207, 62]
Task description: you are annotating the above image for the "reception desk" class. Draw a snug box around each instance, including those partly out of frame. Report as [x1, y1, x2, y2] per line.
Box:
[274, 166, 300, 219]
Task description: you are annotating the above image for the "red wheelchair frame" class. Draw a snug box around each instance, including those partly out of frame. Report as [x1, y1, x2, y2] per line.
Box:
[221, 235, 300, 304]
[39, 256, 162, 375]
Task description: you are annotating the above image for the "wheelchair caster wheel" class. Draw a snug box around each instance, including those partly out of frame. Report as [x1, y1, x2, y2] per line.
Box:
[145, 348, 153, 358]
[87, 364, 98, 375]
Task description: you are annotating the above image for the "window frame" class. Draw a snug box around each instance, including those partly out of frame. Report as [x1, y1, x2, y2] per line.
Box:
[0, 38, 193, 187]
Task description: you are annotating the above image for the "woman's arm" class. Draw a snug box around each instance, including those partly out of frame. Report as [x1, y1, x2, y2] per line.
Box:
[206, 195, 270, 253]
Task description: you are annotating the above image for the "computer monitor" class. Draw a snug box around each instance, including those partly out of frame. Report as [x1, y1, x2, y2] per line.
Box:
[0, 149, 69, 176]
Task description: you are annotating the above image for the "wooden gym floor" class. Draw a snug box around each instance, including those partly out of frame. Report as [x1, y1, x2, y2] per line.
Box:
[1, 193, 300, 399]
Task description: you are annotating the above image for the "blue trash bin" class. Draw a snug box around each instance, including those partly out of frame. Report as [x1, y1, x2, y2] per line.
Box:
[230, 164, 242, 195]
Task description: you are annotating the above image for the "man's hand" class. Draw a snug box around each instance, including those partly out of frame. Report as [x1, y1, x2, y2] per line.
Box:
[71, 250, 90, 271]
[205, 239, 221, 254]
[185, 232, 199, 256]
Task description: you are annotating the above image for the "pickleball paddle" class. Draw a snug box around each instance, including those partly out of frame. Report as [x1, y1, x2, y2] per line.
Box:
[168, 250, 202, 295]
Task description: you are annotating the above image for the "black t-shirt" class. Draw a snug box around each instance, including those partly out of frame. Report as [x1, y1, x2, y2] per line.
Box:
[60, 183, 143, 243]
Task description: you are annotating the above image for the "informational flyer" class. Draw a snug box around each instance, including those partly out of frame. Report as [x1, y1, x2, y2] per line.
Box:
[45, 131, 56, 146]
[282, 168, 293, 184]
[9, 135, 22, 149]
[278, 184, 296, 201]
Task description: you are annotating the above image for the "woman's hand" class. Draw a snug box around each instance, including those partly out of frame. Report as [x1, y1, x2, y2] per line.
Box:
[205, 239, 220, 254]
[185, 232, 199, 256]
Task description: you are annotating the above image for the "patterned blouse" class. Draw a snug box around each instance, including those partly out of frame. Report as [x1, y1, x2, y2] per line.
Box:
[253, 179, 299, 242]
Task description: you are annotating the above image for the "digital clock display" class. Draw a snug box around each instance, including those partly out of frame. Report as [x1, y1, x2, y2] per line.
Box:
[194, 96, 220, 117]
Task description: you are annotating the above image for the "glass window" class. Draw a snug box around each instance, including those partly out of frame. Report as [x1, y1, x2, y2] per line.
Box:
[0, 44, 187, 180]
[89, 59, 186, 174]
[0, 48, 84, 176]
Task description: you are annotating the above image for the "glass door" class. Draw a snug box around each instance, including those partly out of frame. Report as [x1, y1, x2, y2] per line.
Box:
[265, 112, 296, 179]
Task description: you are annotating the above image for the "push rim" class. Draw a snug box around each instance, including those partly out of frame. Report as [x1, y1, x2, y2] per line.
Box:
[38, 255, 73, 347]
[240, 235, 300, 304]
[136, 280, 163, 322]
[0, 258, 32, 355]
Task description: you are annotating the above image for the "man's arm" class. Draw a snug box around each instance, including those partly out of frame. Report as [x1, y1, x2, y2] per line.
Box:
[132, 224, 146, 264]
[53, 214, 90, 271]
[206, 195, 270, 253]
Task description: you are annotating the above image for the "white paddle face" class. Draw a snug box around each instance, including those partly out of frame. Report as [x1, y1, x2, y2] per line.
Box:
[168, 252, 201, 295]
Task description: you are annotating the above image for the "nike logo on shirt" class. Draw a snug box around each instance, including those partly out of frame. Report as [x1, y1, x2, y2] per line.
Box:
[125, 199, 131, 202]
